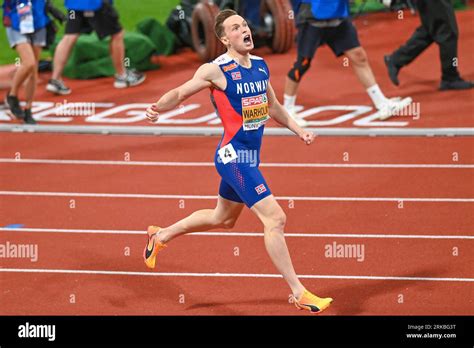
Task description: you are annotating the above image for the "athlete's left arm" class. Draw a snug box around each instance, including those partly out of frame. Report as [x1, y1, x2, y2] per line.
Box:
[267, 82, 315, 145]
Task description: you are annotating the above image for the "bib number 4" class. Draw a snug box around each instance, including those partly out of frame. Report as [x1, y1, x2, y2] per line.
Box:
[218, 143, 238, 164]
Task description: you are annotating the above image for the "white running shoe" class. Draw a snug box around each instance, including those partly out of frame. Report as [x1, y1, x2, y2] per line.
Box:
[114, 69, 146, 88]
[46, 79, 71, 95]
[377, 97, 413, 120]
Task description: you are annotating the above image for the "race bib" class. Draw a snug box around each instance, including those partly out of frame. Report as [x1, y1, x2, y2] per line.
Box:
[218, 143, 238, 165]
[242, 93, 270, 131]
[17, 1, 34, 34]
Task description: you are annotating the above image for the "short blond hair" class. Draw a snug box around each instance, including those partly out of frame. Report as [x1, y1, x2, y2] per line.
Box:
[214, 9, 238, 39]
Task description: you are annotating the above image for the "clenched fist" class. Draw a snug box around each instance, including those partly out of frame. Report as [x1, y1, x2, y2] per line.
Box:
[300, 131, 315, 145]
[146, 103, 159, 123]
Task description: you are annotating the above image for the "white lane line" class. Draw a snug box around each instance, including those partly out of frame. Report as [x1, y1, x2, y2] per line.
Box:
[0, 191, 472, 202]
[1, 227, 473, 240]
[1, 158, 473, 169]
[0, 268, 472, 282]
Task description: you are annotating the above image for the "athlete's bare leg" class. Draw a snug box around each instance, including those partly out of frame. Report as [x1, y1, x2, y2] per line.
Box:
[284, 76, 300, 97]
[344, 46, 377, 89]
[251, 195, 306, 299]
[157, 195, 244, 243]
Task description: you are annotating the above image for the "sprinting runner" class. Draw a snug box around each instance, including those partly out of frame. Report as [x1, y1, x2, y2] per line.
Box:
[144, 9, 333, 314]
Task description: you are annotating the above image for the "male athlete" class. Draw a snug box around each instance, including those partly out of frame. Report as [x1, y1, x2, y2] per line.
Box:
[284, 0, 412, 125]
[144, 9, 333, 314]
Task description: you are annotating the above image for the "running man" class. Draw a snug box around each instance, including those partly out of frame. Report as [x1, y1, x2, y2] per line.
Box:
[284, 0, 412, 125]
[144, 9, 333, 314]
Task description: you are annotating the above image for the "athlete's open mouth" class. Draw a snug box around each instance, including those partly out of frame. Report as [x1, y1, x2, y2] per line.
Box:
[243, 34, 252, 44]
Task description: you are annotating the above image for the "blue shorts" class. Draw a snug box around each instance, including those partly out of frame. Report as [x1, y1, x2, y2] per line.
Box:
[214, 149, 272, 208]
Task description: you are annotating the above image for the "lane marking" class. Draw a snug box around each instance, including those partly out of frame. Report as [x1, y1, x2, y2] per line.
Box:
[1, 227, 473, 240]
[0, 268, 472, 282]
[1, 158, 473, 169]
[1, 124, 474, 136]
[0, 191, 472, 202]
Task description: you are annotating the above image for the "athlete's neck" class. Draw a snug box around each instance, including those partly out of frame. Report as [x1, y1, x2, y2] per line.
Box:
[227, 49, 251, 68]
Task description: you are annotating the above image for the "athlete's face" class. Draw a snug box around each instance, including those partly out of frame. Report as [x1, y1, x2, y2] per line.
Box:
[221, 15, 254, 52]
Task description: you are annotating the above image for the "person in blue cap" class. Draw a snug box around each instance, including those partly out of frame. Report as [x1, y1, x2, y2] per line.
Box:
[46, 0, 145, 95]
[284, 0, 412, 125]
[2, 0, 50, 124]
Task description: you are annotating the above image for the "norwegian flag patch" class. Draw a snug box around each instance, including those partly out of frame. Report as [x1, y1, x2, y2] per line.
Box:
[231, 71, 242, 80]
[255, 184, 267, 195]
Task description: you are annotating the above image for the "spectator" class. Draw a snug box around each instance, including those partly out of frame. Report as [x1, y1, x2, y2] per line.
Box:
[284, 0, 412, 124]
[2, 0, 49, 124]
[46, 0, 145, 95]
[384, 0, 473, 90]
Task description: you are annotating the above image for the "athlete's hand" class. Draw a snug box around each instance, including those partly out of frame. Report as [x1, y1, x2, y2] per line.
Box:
[146, 103, 159, 123]
[300, 131, 315, 145]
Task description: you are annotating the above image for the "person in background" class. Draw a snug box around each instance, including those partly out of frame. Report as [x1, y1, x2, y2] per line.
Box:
[284, 0, 412, 125]
[383, 0, 473, 90]
[2, 0, 49, 124]
[46, 0, 145, 95]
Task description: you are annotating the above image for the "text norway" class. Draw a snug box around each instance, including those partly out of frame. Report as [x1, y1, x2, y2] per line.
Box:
[236, 79, 269, 95]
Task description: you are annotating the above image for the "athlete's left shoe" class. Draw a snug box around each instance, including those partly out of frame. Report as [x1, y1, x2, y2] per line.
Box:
[377, 96, 413, 120]
[143, 226, 166, 269]
[293, 290, 333, 314]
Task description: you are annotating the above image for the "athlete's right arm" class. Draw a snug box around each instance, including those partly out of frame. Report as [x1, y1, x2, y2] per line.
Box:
[146, 63, 223, 122]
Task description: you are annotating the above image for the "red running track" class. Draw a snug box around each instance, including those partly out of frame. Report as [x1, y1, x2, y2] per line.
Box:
[0, 133, 473, 315]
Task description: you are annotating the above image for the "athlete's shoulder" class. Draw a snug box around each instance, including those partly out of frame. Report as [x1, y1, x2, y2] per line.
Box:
[249, 54, 264, 61]
[194, 62, 222, 82]
[212, 53, 233, 66]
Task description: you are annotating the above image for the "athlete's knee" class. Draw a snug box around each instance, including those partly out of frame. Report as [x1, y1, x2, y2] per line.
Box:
[221, 217, 237, 229]
[266, 210, 287, 232]
[347, 47, 368, 66]
[288, 56, 312, 82]
[213, 211, 238, 229]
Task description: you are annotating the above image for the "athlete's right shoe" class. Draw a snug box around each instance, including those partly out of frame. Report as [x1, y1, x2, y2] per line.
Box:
[143, 226, 166, 269]
[293, 290, 333, 314]
[46, 79, 71, 95]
